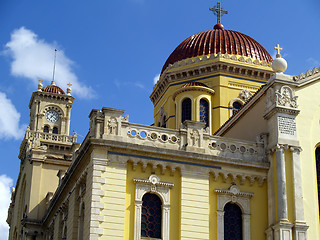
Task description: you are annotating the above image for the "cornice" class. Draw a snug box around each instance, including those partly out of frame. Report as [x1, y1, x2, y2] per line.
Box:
[150, 53, 273, 105]
[29, 90, 74, 109]
[294, 66, 320, 82]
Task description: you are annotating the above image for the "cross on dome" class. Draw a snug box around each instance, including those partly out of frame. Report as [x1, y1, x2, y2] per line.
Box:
[209, 2, 228, 24]
[274, 44, 283, 58]
[67, 82, 72, 88]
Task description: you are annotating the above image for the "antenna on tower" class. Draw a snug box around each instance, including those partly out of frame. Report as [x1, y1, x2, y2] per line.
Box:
[51, 49, 57, 85]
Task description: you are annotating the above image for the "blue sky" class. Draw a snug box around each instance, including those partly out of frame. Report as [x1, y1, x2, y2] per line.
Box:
[0, 0, 319, 237]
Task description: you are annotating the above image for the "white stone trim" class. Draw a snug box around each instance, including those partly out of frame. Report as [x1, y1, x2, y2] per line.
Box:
[134, 175, 174, 240]
[215, 185, 253, 240]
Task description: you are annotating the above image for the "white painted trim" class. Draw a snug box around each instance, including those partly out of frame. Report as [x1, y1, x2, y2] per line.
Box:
[229, 98, 245, 117]
[216, 185, 253, 240]
[134, 175, 174, 240]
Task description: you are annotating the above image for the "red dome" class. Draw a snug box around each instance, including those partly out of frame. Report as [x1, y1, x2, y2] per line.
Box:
[162, 28, 272, 73]
[42, 85, 65, 94]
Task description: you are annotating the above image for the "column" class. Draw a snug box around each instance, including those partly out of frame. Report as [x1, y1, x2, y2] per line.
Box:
[290, 147, 309, 239]
[65, 105, 71, 135]
[276, 145, 288, 221]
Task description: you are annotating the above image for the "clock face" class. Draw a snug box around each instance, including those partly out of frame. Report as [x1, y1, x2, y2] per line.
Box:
[45, 110, 59, 123]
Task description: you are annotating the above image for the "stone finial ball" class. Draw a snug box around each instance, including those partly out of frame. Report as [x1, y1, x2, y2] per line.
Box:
[271, 57, 287, 73]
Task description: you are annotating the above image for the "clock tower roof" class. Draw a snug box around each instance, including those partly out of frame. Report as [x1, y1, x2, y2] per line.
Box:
[42, 81, 65, 94]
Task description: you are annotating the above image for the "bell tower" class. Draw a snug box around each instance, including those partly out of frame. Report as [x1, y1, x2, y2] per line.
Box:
[7, 80, 79, 239]
[29, 80, 73, 136]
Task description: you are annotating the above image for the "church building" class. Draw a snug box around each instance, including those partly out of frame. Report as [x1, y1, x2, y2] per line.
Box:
[6, 3, 320, 240]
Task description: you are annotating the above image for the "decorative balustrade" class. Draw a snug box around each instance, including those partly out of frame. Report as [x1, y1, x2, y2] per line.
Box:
[25, 130, 76, 144]
[88, 107, 266, 164]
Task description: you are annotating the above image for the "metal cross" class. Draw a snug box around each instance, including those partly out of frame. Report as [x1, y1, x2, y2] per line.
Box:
[67, 82, 72, 88]
[39, 79, 43, 84]
[209, 2, 228, 24]
[274, 44, 283, 58]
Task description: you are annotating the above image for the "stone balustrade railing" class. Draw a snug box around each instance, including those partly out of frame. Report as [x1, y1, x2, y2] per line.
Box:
[25, 129, 77, 143]
[88, 107, 266, 164]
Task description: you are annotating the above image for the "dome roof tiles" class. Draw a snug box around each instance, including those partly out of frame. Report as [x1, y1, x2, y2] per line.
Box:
[42, 85, 65, 94]
[162, 28, 272, 73]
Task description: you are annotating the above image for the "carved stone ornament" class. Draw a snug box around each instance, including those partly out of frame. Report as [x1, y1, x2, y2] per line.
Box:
[266, 87, 275, 110]
[190, 129, 200, 147]
[275, 85, 298, 108]
[159, 106, 164, 117]
[239, 89, 252, 102]
[108, 117, 118, 135]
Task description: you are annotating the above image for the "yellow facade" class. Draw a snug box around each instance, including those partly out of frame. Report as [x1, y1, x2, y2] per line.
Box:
[152, 56, 272, 134]
[7, 18, 320, 240]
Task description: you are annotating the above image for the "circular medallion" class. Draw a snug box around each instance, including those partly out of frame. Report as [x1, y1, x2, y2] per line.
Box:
[45, 110, 59, 123]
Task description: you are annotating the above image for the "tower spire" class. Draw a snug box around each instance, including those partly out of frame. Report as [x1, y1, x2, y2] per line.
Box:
[51, 49, 57, 85]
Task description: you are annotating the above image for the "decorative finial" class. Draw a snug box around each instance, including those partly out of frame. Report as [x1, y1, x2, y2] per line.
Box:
[209, 2, 228, 26]
[38, 79, 43, 91]
[271, 44, 287, 73]
[274, 44, 283, 58]
[67, 82, 72, 95]
[51, 49, 57, 85]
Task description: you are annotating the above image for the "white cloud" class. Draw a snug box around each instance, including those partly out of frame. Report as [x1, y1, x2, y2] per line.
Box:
[307, 57, 320, 68]
[4, 27, 94, 99]
[153, 73, 160, 85]
[0, 92, 26, 140]
[113, 79, 145, 89]
[0, 175, 13, 240]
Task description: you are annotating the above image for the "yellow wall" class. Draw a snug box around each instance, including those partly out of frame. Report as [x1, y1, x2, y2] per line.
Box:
[154, 59, 268, 134]
[125, 162, 181, 240]
[209, 174, 268, 240]
[295, 81, 320, 240]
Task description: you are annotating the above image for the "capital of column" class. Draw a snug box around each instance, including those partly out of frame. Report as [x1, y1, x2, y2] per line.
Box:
[217, 210, 224, 217]
[268, 144, 288, 153]
[289, 146, 302, 153]
[135, 200, 143, 206]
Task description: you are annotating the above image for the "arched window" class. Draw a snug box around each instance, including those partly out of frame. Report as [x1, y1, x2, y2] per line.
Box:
[315, 147, 320, 217]
[162, 115, 167, 128]
[44, 125, 49, 133]
[141, 193, 162, 239]
[182, 98, 192, 123]
[232, 102, 242, 115]
[224, 203, 242, 240]
[78, 203, 85, 240]
[52, 127, 58, 134]
[200, 99, 209, 127]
